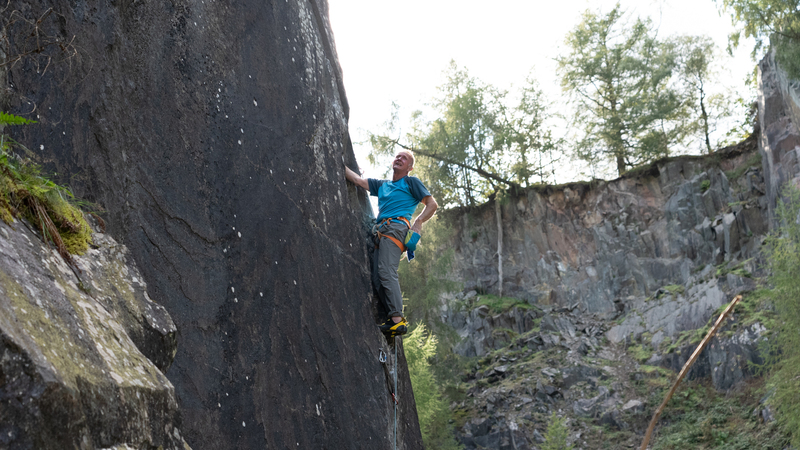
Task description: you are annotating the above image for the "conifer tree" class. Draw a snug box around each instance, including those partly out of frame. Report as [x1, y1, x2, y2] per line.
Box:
[557, 4, 690, 176]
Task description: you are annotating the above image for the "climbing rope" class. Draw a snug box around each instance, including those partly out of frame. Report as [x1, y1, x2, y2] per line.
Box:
[379, 349, 398, 405]
[379, 339, 400, 450]
[394, 340, 398, 450]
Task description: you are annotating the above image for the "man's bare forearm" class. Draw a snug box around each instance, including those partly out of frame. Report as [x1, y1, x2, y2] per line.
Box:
[345, 166, 368, 190]
[411, 197, 438, 235]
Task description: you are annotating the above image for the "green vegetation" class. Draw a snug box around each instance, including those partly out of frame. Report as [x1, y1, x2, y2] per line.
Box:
[541, 413, 573, 450]
[473, 294, 533, 314]
[700, 180, 712, 193]
[717, 0, 800, 78]
[651, 381, 787, 449]
[556, 5, 742, 176]
[762, 185, 800, 447]
[715, 259, 753, 278]
[725, 151, 762, 181]
[641, 365, 675, 379]
[0, 113, 92, 259]
[404, 324, 463, 450]
[675, 35, 741, 154]
[368, 62, 562, 207]
[660, 284, 685, 298]
[628, 342, 654, 363]
[557, 4, 685, 176]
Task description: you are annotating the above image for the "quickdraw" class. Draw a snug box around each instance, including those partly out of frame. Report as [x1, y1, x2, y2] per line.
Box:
[380, 348, 399, 406]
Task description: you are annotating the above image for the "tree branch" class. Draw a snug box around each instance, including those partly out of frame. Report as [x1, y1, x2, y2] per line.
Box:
[391, 140, 520, 190]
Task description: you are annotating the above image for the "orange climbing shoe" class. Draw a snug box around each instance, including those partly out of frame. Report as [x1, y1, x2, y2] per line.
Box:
[379, 317, 408, 336]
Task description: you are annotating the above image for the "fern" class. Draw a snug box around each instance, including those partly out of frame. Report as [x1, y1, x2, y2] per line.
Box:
[0, 112, 37, 126]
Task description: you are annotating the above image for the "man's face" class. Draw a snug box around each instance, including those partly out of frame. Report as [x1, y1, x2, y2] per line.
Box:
[392, 152, 413, 173]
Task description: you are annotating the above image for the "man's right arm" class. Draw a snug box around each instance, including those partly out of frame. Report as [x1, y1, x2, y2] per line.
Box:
[345, 166, 369, 190]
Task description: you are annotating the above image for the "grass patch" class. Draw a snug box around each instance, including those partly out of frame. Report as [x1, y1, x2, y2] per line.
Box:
[665, 323, 711, 354]
[473, 294, 533, 314]
[651, 380, 787, 449]
[641, 365, 675, 378]
[659, 284, 684, 298]
[715, 259, 753, 278]
[628, 342, 654, 363]
[724, 151, 762, 182]
[0, 114, 94, 261]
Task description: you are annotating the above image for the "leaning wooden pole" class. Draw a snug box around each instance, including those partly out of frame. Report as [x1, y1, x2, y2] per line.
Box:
[639, 294, 743, 450]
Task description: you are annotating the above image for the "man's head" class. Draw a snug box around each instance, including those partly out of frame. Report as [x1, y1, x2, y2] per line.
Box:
[391, 150, 415, 179]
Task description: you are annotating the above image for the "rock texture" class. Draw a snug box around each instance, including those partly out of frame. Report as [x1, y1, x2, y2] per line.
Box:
[0, 218, 186, 449]
[445, 138, 766, 340]
[759, 49, 800, 218]
[4, 1, 422, 448]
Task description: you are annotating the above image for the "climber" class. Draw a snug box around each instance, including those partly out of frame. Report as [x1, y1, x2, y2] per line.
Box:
[345, 150, 438, 336]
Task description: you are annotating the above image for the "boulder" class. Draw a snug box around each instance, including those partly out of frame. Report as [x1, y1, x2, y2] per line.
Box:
[0, 219, 186, 449]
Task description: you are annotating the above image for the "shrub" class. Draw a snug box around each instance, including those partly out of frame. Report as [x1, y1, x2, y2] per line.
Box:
[763, 185, 800, 446]
[541, 412, 572, 450]
[404, 324, 462, 450]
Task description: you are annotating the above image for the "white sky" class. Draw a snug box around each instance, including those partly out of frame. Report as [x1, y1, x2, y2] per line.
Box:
[328, 0, 757, 182]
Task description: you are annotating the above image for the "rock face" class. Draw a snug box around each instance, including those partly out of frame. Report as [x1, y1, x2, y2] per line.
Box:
[661, 322, 767, 391]
[0, 218, 186, 449]
[758, 49, 800, 218]
[4, 1, 422, 449]
[446, 138, 766, 335]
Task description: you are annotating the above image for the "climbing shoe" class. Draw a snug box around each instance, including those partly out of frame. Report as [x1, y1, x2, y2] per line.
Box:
[379, 317, 408, 336]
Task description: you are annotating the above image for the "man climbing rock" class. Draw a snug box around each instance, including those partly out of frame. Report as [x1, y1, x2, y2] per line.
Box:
[345, 150, 438, 336]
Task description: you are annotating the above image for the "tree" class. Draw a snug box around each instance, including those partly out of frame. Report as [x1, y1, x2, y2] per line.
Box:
[763, 185, 800, 447]
[716, 0, 800, 77]
[504, 74, 562, 185]
[404, 324, 462, 450]
[368, 62, 560, 207]
[557, 4, 691, 176]
[541, 413, 573, 450]
[674, 35, 741, 153]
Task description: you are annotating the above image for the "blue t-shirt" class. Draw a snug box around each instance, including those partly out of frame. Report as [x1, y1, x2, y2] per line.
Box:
[368, 176, 431, 221]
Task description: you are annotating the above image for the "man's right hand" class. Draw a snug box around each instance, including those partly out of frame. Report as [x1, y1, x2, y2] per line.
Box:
[345, 166, 368, 190]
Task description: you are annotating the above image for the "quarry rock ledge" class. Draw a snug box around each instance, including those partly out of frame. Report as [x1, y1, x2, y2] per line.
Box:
[0, 218, 187, 450]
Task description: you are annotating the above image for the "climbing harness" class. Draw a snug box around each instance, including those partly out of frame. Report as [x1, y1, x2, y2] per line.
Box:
[379, 340, 400, 450]
[373, 217, 411, 253]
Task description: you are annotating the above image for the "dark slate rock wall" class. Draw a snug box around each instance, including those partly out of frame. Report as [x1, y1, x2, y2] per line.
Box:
[442, 139, 765, 318]
[4, 1, 422, 448]
[758, 48, 800, 221]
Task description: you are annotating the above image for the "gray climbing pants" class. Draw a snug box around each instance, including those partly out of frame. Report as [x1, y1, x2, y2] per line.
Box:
[372, 219, 407, 318]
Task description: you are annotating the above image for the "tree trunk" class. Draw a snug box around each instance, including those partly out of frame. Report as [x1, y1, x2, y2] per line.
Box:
[495, 199, 503, 298]
[699, 83, 712, 154]
[616, 154, 626, 176]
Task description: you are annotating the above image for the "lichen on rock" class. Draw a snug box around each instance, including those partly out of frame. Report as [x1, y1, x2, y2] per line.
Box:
[0, 217, 186, 449]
